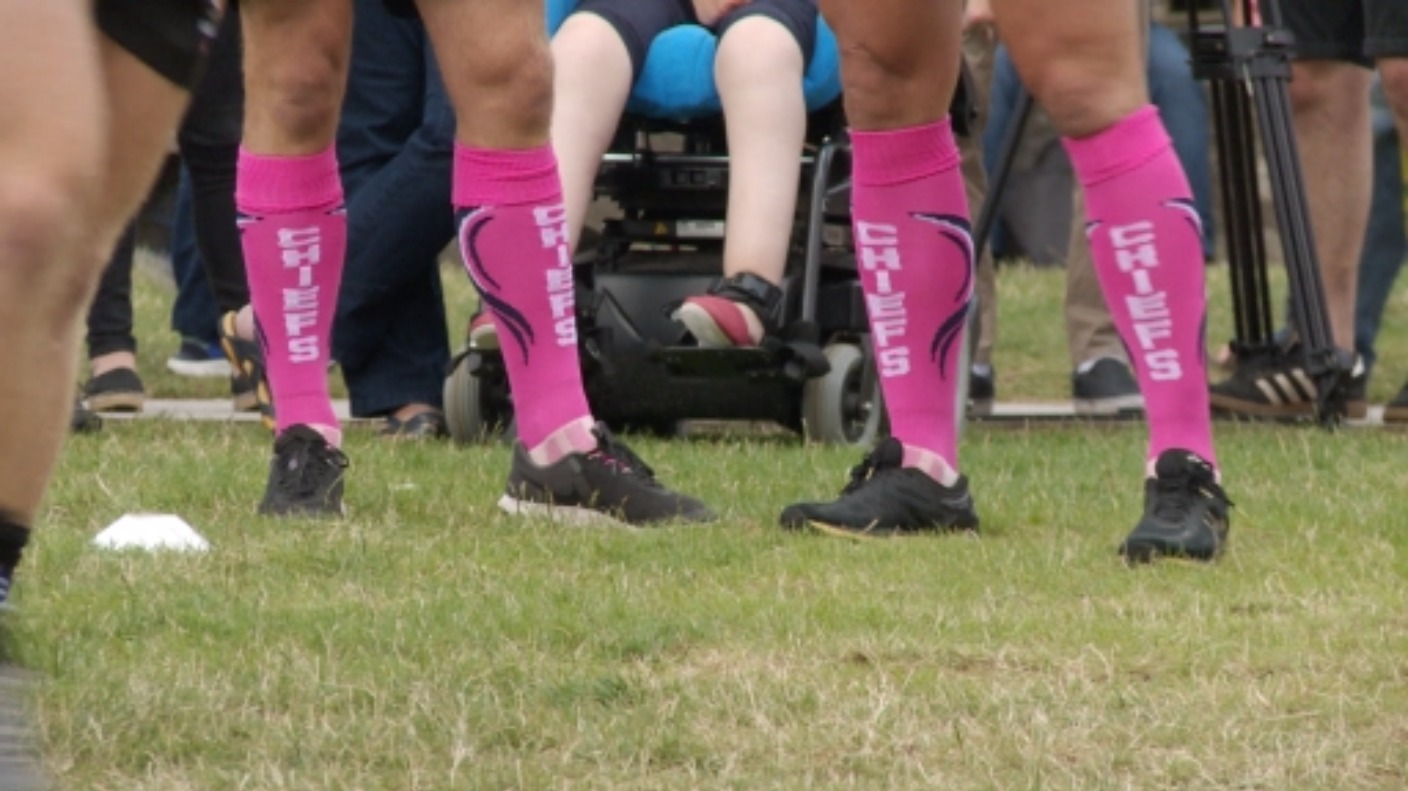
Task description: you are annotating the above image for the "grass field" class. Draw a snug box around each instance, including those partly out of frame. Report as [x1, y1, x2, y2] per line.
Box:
[11, 260, 1408, 790]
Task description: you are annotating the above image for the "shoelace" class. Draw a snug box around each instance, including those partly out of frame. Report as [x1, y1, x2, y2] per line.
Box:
[840, 446, 902, 496]
[586, 429, 656, 482]
[277, 441, 349, 496]
[1151, 472, 1231, 523]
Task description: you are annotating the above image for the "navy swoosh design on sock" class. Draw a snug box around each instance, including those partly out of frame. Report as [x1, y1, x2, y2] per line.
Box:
[1162, 197, 1203, 238]
[912, 213, 975, 378]
[930, 302, 970, 379]
[456, 208, 500, 290]
[457, 207, 535, 365]
[912, 212, 974, 301]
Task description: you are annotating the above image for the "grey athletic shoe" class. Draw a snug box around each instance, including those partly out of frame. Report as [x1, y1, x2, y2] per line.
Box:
[1072, 358, 1144, 416]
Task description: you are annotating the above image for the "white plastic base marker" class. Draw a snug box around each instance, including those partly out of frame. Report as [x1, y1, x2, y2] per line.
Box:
[93, 514, 211, 552]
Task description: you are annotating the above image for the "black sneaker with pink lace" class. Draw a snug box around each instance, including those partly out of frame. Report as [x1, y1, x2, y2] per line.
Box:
[498, 422, 716, 526]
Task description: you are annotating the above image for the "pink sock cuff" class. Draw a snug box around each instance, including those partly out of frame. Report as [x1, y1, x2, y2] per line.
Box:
[850, 118, 960, 187]
[453, 143, 561, 207]
[236, 146, 343, 213]
[1062, 105, 1171, 188]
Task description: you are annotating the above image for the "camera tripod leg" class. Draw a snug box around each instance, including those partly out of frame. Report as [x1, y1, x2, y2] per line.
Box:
[1191, 0, 1352, 427]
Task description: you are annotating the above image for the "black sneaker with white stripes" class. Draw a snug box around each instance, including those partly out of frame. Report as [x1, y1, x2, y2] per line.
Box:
[1209, 344, 1365, 419]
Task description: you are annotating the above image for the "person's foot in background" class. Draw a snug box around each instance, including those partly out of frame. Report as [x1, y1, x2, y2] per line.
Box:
[165, 335, 230, 378]
[219, 308, 275, 430]
[379, 403, 448, 440]
[82, 351, 145, 413]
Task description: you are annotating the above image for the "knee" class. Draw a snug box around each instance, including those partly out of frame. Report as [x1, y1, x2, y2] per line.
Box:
[1027, 64, 1143, 137]
[1288, 60, 1356, 114]
[246, 51, 347, 145]
[838, 44, 947, 128]
[716, 19, 805, 83]
[1378, 61, 1408, 120]
[467, 42, 554, 134]
[0, 169, 96, 314]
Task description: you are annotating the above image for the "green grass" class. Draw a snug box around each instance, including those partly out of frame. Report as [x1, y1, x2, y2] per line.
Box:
[16, 259, 1408, 789]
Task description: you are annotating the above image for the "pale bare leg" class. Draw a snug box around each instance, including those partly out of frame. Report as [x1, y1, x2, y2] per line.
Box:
[715, 16, 807, 286]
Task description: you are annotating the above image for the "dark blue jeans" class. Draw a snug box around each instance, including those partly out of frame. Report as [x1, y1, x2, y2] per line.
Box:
[983, 23, 1217, 259]
[1354, 101, 1406, 374]
[332, 0, 457, 418]
[169, 170, 223, 346]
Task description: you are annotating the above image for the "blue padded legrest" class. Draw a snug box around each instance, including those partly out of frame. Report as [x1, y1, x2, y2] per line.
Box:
[545, 0, 841, 122]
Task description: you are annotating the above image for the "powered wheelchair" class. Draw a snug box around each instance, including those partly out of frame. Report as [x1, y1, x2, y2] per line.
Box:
[443, 1, 973, 447]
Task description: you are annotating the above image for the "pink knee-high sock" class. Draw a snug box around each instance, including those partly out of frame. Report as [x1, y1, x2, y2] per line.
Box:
[237, 146, 346, 444]
[453, 143, 593, 459]
[1063, 105, 1216, 470]
[850, 119, 972, 481]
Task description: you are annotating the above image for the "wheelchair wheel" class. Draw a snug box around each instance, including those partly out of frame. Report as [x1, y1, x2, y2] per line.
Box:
[443, 351, 505, 445]
[802, 342, 883, 447]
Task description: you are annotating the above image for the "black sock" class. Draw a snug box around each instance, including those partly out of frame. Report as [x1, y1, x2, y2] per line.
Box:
[0, 518, 30, 606]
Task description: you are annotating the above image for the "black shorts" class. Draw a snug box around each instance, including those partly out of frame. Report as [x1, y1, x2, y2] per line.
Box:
[96, 0, 224, 88]
[384, 0, 418, 20]
[1279, 0, 1408, 65]
[572, 0, 818, 82]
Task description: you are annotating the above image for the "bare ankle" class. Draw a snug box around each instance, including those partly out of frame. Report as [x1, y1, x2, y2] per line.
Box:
[90, 351, 136, 378]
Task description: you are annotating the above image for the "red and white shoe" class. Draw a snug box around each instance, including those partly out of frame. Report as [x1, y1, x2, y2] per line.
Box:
[467, 310, 498, 350]
[671, 273, 782, 349]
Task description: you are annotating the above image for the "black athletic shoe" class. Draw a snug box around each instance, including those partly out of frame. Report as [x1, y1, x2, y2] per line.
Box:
[1119, 448, 1232, 564]
[968, 364, 995, 417]
[779, 437, 979, 538]
[69, 397, 102, 434]
[1210, 344, 1366, 420]
[1072, 357, 1144, 416]
[220, 311, 275, 430]
[258, 425, 349, 518]
[499, 423, 715, 526]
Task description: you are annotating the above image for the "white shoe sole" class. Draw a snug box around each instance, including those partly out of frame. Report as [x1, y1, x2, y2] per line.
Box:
[1074, 394, 1146, 416]
[497, 494, 640, 529]
[672, 303, 739, 349]
[166, 357, 232, 378]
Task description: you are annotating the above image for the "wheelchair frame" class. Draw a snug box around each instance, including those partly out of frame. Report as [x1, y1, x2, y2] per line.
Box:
[443, 110, 890, 447]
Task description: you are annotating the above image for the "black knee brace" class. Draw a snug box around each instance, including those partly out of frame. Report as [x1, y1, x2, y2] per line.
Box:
[96, 0, 225, 89]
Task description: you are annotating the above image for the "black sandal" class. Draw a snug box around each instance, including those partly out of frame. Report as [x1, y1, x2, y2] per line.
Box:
[83, 368, 145, 413]
[379, 409, 448, 440]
